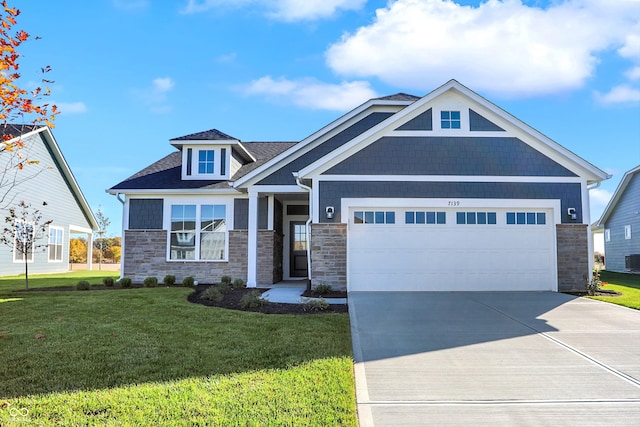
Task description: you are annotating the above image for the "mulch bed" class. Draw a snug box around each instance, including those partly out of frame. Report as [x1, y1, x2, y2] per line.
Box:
[301, 289, 348, 299]
[188, 286, 348, 315]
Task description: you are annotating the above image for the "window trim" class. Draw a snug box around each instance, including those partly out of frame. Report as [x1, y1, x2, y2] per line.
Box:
[48, 226, 64, 263]
[167, 202, 229, 262]
[13, 220, 34, 263]
[625, 225, 632, 240]
[197, 149, 215, 175]
[440, 110, 461, 129]
[604, 228, 611, 242]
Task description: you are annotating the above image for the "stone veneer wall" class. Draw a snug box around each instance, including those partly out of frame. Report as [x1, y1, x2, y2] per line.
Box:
[123, 230, 281, 285]
[556, 224, 589, 292]
[310, 223, 347, 289]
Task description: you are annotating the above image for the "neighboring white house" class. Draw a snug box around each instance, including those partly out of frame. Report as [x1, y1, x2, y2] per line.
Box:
[109, 80, 609, 292]
[0, 125, 98, 276]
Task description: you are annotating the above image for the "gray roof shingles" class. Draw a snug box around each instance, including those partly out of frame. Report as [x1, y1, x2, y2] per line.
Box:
[109, 141, 296, 191]
[171, 128, 238, 141]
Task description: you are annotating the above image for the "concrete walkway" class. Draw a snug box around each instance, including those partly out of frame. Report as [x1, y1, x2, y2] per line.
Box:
[261, 282, 347, 304]
[349, 292, 640, 426]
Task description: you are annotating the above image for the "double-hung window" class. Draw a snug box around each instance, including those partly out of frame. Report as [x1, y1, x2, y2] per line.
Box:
[14, 221, 34, 262]
[170, 204, 227, 261]
[48, 226, 64, 262]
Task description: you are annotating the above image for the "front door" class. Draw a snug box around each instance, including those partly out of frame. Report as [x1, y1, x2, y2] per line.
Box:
[290, 221, 308, 277]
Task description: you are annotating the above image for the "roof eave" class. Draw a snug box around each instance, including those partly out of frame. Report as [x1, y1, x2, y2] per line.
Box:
[597, 164, 640, 226]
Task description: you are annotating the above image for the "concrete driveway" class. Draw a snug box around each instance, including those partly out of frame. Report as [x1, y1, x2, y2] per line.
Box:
[348, 292, 640, 426]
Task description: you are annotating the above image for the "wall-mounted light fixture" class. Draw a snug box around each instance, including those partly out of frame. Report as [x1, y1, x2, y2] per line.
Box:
[567, 208, 577, 220]
[325, 206, 334, 219]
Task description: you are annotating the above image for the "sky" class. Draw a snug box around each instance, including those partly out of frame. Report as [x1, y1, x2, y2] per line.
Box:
[14, 0, 640, 236]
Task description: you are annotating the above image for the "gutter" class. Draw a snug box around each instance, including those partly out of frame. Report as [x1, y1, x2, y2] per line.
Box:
[294, 173, 313, 291]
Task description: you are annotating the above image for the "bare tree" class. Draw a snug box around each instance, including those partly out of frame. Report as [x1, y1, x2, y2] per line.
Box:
[94, 207, 110, 271]
[0, 200, 52, 289]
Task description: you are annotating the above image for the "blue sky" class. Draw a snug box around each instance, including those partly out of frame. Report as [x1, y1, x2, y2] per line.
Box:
[16, 0, 640, 235]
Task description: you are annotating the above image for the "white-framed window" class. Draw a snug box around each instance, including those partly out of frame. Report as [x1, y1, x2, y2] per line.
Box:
[406, 211, 446, 224]
[625, 225, 632, 240]
[456, 211, 496, 225]
[441, 110, 461, 129]
[353, 210, 395, 224]
[605, 229, 611, 242]
[506, 212, 546, 225]
[198, 150, 215, 174]
[48, 226, 64, 262]
[169, 204, 227, 261]
[13, 221, 34, 263]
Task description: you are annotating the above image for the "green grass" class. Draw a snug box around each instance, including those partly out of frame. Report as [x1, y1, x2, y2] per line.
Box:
[589, 271, 640, 310]
[0, 273, 356, 426]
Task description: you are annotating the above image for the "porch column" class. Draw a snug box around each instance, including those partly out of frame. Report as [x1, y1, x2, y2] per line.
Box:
[86, 232, 93, 271]
[247, 189, 259, 287]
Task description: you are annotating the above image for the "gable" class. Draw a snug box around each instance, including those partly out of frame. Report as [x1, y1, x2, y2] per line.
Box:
[324, 136, 577, 176]
[257, 112, 394, 186]
[603, 171, 640, 226]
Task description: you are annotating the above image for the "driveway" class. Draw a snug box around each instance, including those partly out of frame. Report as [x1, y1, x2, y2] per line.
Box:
[348, 292, 640, 426]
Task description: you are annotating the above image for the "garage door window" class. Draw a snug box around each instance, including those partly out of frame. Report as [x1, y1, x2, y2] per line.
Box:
[506, 212, 546, 225]
[456, 212, 496, 225]
[354, 211, 395, 224]
[405, 211, 446, 224]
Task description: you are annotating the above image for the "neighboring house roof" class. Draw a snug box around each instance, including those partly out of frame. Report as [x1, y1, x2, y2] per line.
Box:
[108, 141, 296, 193]
[374, 93, 421, 102]
[597, 164, 640, 226]
[3, 125, 99, 230]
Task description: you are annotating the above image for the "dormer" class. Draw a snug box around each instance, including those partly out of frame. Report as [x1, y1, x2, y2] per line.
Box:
[170, 129, 256, 181]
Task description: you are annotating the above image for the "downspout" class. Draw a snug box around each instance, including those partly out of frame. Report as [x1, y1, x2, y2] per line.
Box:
[115, 193, 125, 280]
[294, 174, 313, 291]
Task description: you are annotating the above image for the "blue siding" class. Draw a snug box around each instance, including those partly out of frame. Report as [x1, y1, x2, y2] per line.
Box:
[603, 173, 640, 272]
[396, 108, 432, 130]
[319, 181, 582, 224]
[324, 136, 577, 177]
[129, 199, 163, 229]
[469, 109, 504, 131]
[258, 112, 393, 185]
[233, 197, 268, 230]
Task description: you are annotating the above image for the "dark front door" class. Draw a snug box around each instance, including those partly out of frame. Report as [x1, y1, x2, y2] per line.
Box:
[290, 221, 308, 277]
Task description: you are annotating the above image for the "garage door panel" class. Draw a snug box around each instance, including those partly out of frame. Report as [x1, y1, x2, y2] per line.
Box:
[348, 207, 556, 292]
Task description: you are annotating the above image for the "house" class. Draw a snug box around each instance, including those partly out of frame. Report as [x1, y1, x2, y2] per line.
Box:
[598, 165, 640, 273]
[108, 80, 609, 292]
[0, 125, 98, 275]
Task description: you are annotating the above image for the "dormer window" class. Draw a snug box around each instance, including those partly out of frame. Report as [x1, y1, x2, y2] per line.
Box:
[198, 150, 215, 174]
[441, 111, 461, 129]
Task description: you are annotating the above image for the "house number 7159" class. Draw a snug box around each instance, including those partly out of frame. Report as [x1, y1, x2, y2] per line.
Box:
[448, 201, 460, 206]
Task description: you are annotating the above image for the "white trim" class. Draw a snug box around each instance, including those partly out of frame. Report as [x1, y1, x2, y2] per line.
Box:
[233, 103, 410, 188]
[247, 185, 306, 194]
[47, 225, 64, 263]
[316, 175, 585, 183]
[625, 225, 632, 240]
[247, 190, 259, 287]
[605, 228, 611, 242]
[107, 188, 243, 195]
[282, 200, 310, 281]
[389, 130, 507, 138]
[69, 225, 93, 234]
[267, 195, 274, 230]
[340, 198, 562, 225]
[598, 165, 640, 226]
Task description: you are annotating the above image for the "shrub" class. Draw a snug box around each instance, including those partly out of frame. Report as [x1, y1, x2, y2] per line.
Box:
[304, 298, 330, 312]
[232, 278, 246, 289]
[144, 277, 158, 288]
[220, 275, 232, 285]
[76, 280, 91, 291]
[239, 290, 267, 309]
[216, 282, 231, 294]
[586, 270, 603, 296]
[119, 278, 132, 288]
[182, 276, 195, 287]
[163, 275, 176, 286]
[201, 286, 225, 302]
[102, 277, 115, 287]
[313, 283, 333, 296]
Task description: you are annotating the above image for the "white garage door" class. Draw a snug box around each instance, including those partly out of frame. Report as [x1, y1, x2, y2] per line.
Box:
[348, 207, 557, 291]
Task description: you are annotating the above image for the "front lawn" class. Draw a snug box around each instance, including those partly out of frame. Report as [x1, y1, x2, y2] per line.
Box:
[590, 270, 640, 310]
[0, 273, 356, 426]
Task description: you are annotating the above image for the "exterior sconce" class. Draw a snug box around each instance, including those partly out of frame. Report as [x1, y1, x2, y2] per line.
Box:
[325, 206, 335, 219]
[567, 208, 577, 220]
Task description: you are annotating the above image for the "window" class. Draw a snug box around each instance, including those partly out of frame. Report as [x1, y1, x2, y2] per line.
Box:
[170, 205, 196, 260]
[200, 205, 226, 260]
[48, 227, 64, 262]
[220, 148, 227, 175]
[625, 225, 632, 240]
[170, 204, 227, 261]
[456, 212, 496, 225]
[441, 110, 461, 129]
[198, 150, 215, 174]
[186, 148, 193, 176]
[14, 221, 34, 262]
[506, 212, 546, 225]
[605, 229, 610, 242]
[405, 211, 446, 224]
[354, 211, 395, 224]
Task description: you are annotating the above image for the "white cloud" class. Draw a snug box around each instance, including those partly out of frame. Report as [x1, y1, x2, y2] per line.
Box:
[133, 77, 175, 114]
[625, 66, 640, 81]
[325, 0, 640, 97]
[242, 76, 378, 111]
[590, 187, 613, 209]
[181, 0, 365, 20]
[55, 101, 88, 115]
[595, 84, 640, 104]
